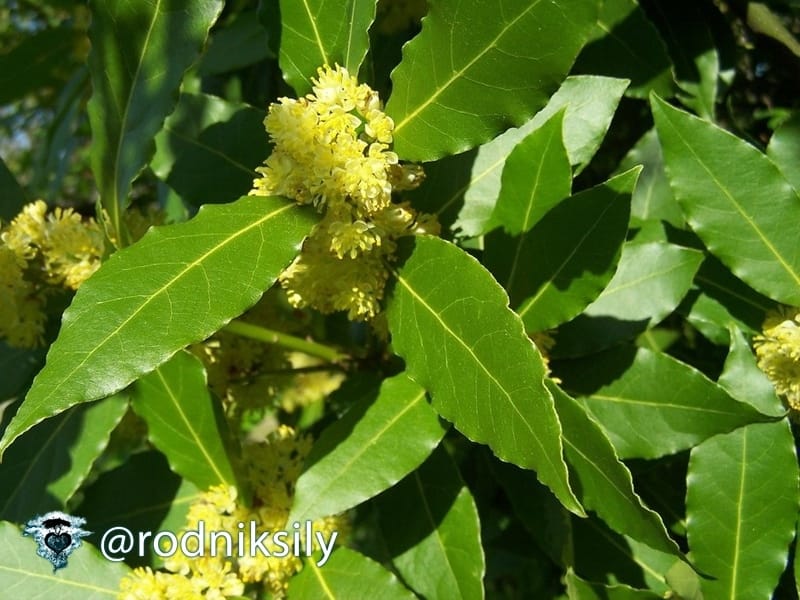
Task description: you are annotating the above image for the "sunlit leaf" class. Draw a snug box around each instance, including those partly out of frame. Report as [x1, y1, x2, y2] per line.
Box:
[0, 196, 316, 458]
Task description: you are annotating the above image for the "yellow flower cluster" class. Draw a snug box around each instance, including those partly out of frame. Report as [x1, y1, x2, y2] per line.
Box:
[118, 426, 348, 600]
[0, 200, 104, 347]
[754, 308, 800, 411]
[250, 65, 438, 320]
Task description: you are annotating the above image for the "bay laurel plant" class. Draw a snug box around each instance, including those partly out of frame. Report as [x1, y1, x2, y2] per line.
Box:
[1, 0, 800, 598]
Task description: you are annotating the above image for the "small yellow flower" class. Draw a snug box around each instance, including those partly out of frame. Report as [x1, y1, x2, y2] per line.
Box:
[754, 308, 800, 411]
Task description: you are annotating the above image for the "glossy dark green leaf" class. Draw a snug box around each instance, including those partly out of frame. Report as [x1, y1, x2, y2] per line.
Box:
[562, 346, 769, 459]
[87, 0, 223, 241]
[278, 0, 377, 94]
[0, 196, 316, 459]
[0, 394, 128, 523]
[197, 10, 274, 75]
[619, 129, 683, 228]
[288, 547, 416, 599]
[719, 326, 785, 418]
[652, 95, 800, 305]
[386, 0, 599, 161]
[565, 569, 662, 600]
[376, 446, 484, 600]
[454, 76, 628, 237]
[290, 373, 446, 522]
[768, 112, 800, 192]
[573, 0, 674, 99]
[151, 92, 270, 206]
[492, 109, 570, 235]
[0, 343, 43, 404]
[0, 158, 26, 221]
[488, 169, 635, 333]
[0, 521, 131, 598]
[687, 420, 799, 599]
[387, 236, 582, 516]
[131, 351, 237, 490]
[553, 242, 703, 357]
[549, 382, 680, 558]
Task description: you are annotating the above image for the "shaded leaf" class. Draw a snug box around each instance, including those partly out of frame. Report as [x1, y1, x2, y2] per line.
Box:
[0, 157, 26, 221]
[492, 109, 571, 235]
[278, 0, 377, 94]
[130, 351, 237, 489]
[0, 521, 131, 598]
[87, 0, 223, 241]
[652, 95, 800, 305]
[768, 112, 800, 192]
[562, 346, 770, 459]
[549, 381, 681, 558]
[77, 451, 200, 567]
[687, 420, 799, 599]
[197, 10, 274, 75]
[0, 394, 128, 523]
[152, 92, 270, 206]
[290, 373, 447, 522]
[454, 76, 628, 237]
[719, 326, 785, 418]
[619, 129, 683, 228]
[487, 169, 635, 333]
[376, 446, 484, 600]
[387, 236, 582, 515]
[573, 0, 674, 98]
[287, 547, 416, 599]
[553, 242, 703, 357]
[565, 569, 662, 600]
[386, 0, 599, 161]
[0, 196, 316, 458]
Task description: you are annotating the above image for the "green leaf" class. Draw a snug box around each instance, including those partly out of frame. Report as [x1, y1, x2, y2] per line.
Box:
[687, 420, 799, 599]
[491, 109, 571, 235]
[553, 241, 703, 357]
[0, 27, 80, 105]
[290, 373, 447, 522]
[685, 255, 777, 345]
[0, 521, 131, 598]
[0, 343, 43, 404]
[385, 0, 599, 161]
[652, 94, 800, 305]
[0, 196, 316, 459]
[87, 0, 224, 242]
[197, 10, 274, 76]
[487, 169, 635, 333]
[0, 157, 26, 221]
[490, 457, 573, 568]
[130, 351, 237, 490]
[644, 0, 721, 120]
[151, 92, 270, 207]
[278, 0, 377, 94]
[287, 547, 416, 599]
[562, 346, 770, 459]
[0, 394, 128, 523]
[572, 0, 674, 99]
[77, 451, 200, 566]
[387, 236, 583, 516]
[376, 446, 484, 600]
[619, 129, 683, 228]
[454, 76, 628, 237]
[768, 112, 800, 192]
[719, 326, 785, 418]
[549, 381, 681, 558]
[565, 569, 662, 600]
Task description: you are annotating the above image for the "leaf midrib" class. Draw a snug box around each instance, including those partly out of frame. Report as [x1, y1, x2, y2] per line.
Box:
[30, 201, 294, 410]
